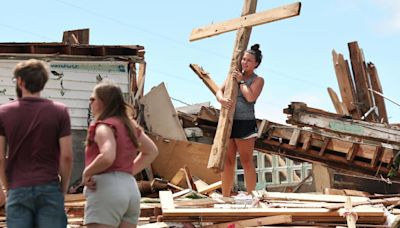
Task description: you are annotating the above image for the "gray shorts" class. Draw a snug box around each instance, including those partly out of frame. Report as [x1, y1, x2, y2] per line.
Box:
[83, 172, 141, 226]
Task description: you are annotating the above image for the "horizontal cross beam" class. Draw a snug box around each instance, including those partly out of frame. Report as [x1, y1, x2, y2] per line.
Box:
[189, 2, 301, 42]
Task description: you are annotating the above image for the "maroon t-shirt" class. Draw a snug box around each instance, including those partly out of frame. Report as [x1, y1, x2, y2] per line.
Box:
[85, 117, 141, 174]
[0, 97, 71, 189]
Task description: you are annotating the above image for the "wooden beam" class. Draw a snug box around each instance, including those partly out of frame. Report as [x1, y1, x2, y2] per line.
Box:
[319, 137, 330, 156]
[367, 62, 388, 124]
[370, 146, 383, 167]
[137, 62, 146, 98]
[327, 87, 349, 115]
[183, 165, 197, 191]
[331, 50, 359, 118]
[170, 168, 186, 186]
[208, 0, 257, 172]
[198, 181, 222, 194]
[202, 215, 292, 228]
[346, 143, 360, 162]
[264, 123, 396, 164]
[313, 164, 332, 193]
[289, 128, 301, 146]
[285, 102, 400, 145]
[189, 64, 219, 95]
[301, 132, 312, 152]
[189, 2, 301, 42]
[62, 28, 90, 44]
[348, 42, 375, 121]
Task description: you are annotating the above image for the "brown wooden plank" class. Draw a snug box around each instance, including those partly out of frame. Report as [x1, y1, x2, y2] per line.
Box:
[331, 50, 359, 118]
[346, 143, 360, 162]
[62, 28, 90, 44]
[189, 2, 301, 42]
[289, 128, 301, 146]
[367, 62, 388, 124]
[183, 165, 197, 191]
[348, 42, 375, 121]
[319, 137, 330, 156]
[301, 132, 312, 152]
[189, 64, 219, 95]
[202, 215, 292, 228]
[169, 168, 186, 186]
[327, 87, 349, 115]
[198, 181, 222, 194]
[208, 0, 257, 172]
[370, 145, 384, 167]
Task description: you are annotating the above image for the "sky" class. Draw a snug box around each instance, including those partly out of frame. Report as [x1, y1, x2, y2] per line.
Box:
[1, 0, 400, 124]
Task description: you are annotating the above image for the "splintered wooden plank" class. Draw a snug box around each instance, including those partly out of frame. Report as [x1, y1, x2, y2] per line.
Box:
[189, 2, 301, 42]
[327, 87, 349, 115]
[348, 42, 375, 121]
[189, 64, 219, 95]
[367, 62, 388, 124]
[183, 165, 197, 191]
[208, 0, 257, 172]
[331, 50, 359, 118]
[202, 215, 292, 228]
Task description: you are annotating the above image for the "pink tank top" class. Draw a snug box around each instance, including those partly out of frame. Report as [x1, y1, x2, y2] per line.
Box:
[85, 117, 142, 174]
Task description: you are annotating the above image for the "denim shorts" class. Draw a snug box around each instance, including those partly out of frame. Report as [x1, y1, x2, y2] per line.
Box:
[6, 181, 67, 228]
[84, 172, 141, 226]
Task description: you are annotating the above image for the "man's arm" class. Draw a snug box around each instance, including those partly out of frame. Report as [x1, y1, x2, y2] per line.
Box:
[59, 135, 73, 194]
[0, 136, 7, 206]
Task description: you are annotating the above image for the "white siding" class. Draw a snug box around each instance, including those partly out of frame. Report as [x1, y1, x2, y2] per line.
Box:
[0, 59, 130, 130]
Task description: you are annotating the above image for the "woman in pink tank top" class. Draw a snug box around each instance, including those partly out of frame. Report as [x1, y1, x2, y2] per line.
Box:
[82, 81, 158, 227]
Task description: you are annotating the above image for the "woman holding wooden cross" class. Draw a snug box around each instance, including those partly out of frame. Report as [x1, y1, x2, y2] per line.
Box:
[216, 44, 265, 196]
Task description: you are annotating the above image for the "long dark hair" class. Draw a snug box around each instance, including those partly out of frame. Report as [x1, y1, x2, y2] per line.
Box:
[89, 81, 139, 147]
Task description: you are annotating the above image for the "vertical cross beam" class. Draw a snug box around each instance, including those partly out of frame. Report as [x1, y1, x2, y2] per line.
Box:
[207, 0, 257, 172]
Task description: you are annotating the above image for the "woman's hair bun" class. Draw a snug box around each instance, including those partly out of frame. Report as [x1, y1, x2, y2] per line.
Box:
[251, 44, 260, 52]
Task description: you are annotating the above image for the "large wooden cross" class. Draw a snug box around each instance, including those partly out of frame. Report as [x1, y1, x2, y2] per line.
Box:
[189, 1, 301, 172]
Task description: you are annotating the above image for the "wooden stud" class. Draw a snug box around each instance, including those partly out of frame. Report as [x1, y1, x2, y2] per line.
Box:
[346, 143, 360, 162]
[370, 146, 384, 167]
[319, 137, 331, 156]
[301, 132, 312, 152]
[289, 128, 301, 146]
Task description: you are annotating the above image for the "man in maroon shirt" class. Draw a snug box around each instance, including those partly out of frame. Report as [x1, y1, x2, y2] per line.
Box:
[0, 59, 73, 228]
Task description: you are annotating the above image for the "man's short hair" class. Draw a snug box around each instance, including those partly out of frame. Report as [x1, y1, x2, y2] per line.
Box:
[13, 59, 49, 93]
